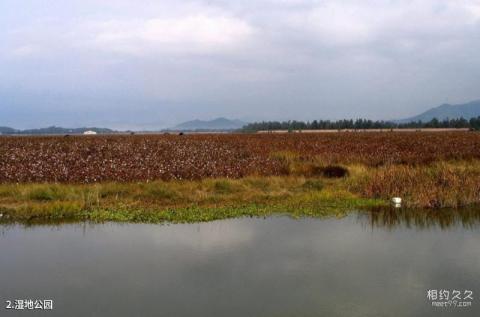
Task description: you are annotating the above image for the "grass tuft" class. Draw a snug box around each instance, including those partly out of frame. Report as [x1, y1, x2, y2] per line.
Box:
[213, 180, 235, 194]
[302, 179, 324, 191]
[27, 186, 65, 201]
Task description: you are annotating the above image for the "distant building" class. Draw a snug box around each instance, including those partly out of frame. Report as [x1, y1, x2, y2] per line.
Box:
[83, 130, 97, 135]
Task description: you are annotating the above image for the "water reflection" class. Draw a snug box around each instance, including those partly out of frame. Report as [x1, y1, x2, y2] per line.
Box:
[360, 207, 480, 230]
[1, 215, 479, 316]
[3, 207, 480, 232]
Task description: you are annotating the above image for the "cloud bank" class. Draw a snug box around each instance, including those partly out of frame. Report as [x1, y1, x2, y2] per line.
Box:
[1, 0, 479, 128]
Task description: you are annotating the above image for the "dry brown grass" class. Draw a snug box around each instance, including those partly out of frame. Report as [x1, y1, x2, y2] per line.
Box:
[1, 132, 480, 183]
[349, 161, 480, 208]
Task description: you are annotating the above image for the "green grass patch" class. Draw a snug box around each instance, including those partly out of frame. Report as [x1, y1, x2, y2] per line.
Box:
[3, 160, 480, 223]
[0, 175, 386, 223]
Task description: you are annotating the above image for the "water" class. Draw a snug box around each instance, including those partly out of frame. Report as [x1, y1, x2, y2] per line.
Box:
[1, 209, 479, 316]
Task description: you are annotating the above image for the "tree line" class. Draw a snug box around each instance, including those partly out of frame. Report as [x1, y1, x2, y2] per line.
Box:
[242, 117, 480, 131]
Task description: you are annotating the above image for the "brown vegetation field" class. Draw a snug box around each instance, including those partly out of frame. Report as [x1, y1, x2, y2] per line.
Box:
[1, 132, 480, 217]
[1, 132, 480, 183]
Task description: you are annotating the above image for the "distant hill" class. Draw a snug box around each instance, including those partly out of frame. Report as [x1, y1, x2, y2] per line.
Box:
[172, 117, 247, 131]
[0, 126, 115, 135]
[0, 126, 17, 134]
[399, 100, 480, 122]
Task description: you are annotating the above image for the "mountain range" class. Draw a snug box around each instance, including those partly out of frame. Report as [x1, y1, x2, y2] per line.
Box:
[2, 101, 480, 134]
[399, 100, 480, 122]
[171, 117, 247, 131]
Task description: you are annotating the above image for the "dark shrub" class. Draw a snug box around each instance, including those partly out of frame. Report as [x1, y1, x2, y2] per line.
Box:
[321, 165, 349, 178]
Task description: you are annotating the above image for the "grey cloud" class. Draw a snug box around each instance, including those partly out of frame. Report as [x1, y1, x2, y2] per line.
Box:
[1, 0, 479, 129]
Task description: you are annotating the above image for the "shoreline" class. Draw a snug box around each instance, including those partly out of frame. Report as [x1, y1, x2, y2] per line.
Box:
[0, 176, 386, 223]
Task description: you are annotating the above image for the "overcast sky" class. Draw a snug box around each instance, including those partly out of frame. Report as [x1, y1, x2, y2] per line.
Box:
[1, 0, 480, 129]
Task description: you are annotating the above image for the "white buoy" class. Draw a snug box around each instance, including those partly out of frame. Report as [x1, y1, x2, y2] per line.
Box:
[391, 197, 402, 208]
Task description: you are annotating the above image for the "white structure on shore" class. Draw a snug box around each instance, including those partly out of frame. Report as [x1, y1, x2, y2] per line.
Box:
[83, 130, 97, 135]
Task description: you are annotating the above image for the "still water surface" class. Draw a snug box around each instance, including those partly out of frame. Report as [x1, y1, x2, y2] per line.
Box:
[1, 209, 479, 316]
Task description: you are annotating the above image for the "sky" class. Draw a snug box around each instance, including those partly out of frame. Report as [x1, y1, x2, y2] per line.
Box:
[1, 0, 480, 129]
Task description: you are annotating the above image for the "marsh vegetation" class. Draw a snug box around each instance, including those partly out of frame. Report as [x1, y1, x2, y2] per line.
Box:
[1, 132, 480, 222]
